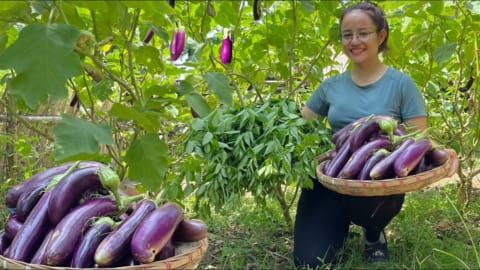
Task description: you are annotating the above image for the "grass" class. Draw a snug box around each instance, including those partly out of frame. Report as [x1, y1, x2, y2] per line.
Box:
[197, 183, 480, 270]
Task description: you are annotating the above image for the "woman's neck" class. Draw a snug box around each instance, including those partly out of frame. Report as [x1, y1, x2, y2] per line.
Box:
[351, 59, 387, 86]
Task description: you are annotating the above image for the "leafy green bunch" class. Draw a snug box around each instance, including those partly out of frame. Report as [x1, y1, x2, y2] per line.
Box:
[181, 99, 332, 222]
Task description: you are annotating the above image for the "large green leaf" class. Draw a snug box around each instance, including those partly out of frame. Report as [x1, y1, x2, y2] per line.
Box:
[203, 71, 233, 106]
[0, 23, 82, 109]
[109, 103, 159, 133]
[124, 134, 168, 192]
[53, 114, 113, 160]
[433, 42, 457, 66]
[185, 92, 212, 118]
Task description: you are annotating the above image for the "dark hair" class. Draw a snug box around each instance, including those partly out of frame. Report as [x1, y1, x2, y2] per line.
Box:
[340, 1, 389, 53]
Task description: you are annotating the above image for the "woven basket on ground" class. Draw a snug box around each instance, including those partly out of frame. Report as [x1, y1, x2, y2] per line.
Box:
[0, 238, 208, 270]
[316, 155, 451, 196]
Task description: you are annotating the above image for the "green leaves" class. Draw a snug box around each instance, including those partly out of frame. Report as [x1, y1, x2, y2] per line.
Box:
[124, 134, 169, 192]
[203, 71, 233, 107]
[182, 99, 332, 214]
[434, 42, 457, 66]
[0, 23, 82, 109]
[53, 114, 113, 161]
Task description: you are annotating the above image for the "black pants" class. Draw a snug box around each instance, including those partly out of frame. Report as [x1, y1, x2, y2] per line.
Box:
[293, 178, 405, 268]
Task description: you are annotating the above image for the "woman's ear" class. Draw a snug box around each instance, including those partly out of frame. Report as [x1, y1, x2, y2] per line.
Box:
[378, 29, 387, 47]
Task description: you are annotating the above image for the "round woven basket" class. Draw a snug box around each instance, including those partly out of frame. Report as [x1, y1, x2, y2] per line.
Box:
[0, 238, 208, 270]
[316, 156, 451, 196]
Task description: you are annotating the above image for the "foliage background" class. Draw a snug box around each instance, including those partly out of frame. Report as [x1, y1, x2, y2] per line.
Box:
[0, 0, 479, 268]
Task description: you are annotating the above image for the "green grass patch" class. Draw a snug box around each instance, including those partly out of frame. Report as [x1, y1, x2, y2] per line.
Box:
[198, 183, 480, 269]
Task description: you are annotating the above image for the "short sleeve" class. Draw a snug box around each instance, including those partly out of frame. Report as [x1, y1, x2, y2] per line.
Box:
[400, 75, 427, 120]
[305, 84, 329, 117]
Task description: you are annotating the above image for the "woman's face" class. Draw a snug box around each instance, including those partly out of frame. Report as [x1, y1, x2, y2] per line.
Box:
[340, 10, 386, 65]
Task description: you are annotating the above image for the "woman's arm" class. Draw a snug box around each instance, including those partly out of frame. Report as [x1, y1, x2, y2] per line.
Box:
[301, 105, 319, 120]
[404, 116, 427, 131]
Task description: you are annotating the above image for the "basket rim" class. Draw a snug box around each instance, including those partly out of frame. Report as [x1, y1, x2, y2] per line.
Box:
[316, 154, 451, 196]
[0, 238, 208, 270]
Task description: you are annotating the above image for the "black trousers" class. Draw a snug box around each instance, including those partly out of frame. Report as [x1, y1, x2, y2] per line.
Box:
[293, 178, 405, 268]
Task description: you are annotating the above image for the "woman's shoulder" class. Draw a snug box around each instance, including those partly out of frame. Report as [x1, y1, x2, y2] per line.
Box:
[384, 66, 414, 82]
[322, 70, 350, 85]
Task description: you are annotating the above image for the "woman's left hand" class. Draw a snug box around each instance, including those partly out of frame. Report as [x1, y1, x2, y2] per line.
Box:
[445, 148, 459, 177]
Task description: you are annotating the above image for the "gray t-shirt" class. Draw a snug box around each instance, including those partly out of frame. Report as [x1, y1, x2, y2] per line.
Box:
[305, 67, 426, 133]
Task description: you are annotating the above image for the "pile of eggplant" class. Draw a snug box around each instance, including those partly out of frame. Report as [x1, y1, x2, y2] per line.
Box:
[322, 115, 449, 180]
[0, 161, 207, 268]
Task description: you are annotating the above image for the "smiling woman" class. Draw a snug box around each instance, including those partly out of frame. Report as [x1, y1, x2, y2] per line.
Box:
[296, 1, 429, 268]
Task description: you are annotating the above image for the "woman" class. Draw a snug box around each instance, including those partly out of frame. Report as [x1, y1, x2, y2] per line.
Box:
[294, 1, 457, 268]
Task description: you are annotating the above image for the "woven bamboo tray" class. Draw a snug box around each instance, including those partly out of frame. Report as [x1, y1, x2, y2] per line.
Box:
[0, 238, 208, 270]
[316, 156, 451, 196]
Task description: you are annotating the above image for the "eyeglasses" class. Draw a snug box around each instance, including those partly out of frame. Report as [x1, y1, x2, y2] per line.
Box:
[341, 31, 376, 43]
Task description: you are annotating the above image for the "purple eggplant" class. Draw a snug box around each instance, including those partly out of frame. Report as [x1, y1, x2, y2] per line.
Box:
[170, 26, 185, 61]
[94, 199, 157, 266]
[349, 117, 396, 152]
[324, 140, 351, 178]
[4, 213, 23, 240]
[4, 189, 54, 262]
[5, 162, 76, 208]
[337, 137, 391, 179]
[30, 228, 54, 265]
[220, 28, 232, 64]
[131, 202, 184, 264]
[15, 181, 54, 222]
[173, 218, 208, 242]
[412, 155, 431, 175]
[155, 239, 175, 261]
[0, 231, 11, 256]
[47, 166, 105, 225]
[70, 217, 116, 268]
[44, 197, 117, 266]
[394, 138, 432, 177]
[427, 148, 449, 166]
[357, 149, 390, 180]
[369, 137, 415, 180]
[143, 28, 154, 44]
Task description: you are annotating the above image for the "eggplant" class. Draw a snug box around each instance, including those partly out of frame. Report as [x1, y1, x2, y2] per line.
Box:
[131, 202, 184, 264]
[369, 137, 415, 180]
[4, 213, 23, 240]
[44, 197, 118, 266]
[357, 149, 390, 180]
[15, 182, 52, 222]
[324, 140, 351, 178]
[155, 239, 175, 261]
[47, 166, 104, 225]
[349, 117, 396, 152]
[70, 217, 116, 268]
[412, 155, 431, 175]
[94, 199, 157, 266]
[143, 28, 154, 43]
[4, 189, 54, 262]
[5, 162, 75, 208]
[220, 28, 232, 64]
[173, 218, 208, 242]
[170, 26, 185, 61]
[394, 138, 432, 177]
[0, 231, 11, 256]
[337, 137, 391, 179]
[5, 161, 104, 209]
[427, 148, 449, 166]
[30, 228, 54, 265]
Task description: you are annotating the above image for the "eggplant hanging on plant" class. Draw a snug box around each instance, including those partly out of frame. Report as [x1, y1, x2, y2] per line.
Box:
[253, 0, 262, 20]
[170, 22, 185, 61]
[143, 28, 154, 44]
[220, 28, 233, 64]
